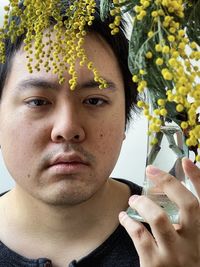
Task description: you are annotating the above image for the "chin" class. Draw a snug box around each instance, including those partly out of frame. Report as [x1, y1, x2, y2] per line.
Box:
[37, 183, 98, 207]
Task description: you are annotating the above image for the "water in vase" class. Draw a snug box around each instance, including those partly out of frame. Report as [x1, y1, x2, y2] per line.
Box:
[127, 124, 191, 224]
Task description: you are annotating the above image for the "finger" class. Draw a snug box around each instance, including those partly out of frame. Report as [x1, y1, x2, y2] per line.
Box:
[128, 195, 177, 251]
[146, 165, 199, 226]
[119, 211, 157, 260]
[182, 157, 200, 198]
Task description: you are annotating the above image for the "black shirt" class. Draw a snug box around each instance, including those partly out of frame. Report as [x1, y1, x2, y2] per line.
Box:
[0, 179, 150, 267]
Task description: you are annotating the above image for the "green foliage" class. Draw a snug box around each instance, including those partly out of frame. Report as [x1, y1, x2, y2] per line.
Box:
[100, 0, 111, 21]
[184, 0, 200, 46]
[128, 17, 151, 74]
[125, 0, 199, 129]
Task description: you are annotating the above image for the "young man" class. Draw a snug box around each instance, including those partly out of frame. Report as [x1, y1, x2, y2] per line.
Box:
[0, 1, 199, 266]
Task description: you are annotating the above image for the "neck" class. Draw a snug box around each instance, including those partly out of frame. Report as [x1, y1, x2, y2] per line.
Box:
[0, 178, 130, 264]
[1, 178, 129, 242]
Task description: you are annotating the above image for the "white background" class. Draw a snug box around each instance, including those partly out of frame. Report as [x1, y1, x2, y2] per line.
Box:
[0, 0, 148, 192]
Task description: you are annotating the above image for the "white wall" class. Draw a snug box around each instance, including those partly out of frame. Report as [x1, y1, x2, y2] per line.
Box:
[0, 0, 147, 192]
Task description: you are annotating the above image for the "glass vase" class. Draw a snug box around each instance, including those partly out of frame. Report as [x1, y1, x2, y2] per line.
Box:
[127, 121, 191, 224]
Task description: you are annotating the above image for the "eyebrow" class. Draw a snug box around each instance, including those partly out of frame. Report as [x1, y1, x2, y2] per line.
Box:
[76, 80, 117, 91]
[15, 78, 117, 92]
[15, 78, 61, 91]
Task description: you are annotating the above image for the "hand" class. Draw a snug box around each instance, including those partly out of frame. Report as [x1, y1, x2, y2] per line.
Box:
[119, 158, 200, 267]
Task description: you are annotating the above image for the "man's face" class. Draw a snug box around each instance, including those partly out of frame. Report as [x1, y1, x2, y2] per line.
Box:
[0, 33, 125, 206]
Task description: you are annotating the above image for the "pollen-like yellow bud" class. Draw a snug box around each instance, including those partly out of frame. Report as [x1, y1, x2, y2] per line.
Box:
[148, 31, 154, 38]
[181, 121, 188, 129]
[132, 75, 139, 82]
[156, 58, 163, 65]
[157, 99, 165, 106]
[145, 51, 153, 59]
[155, 44, 162, 52]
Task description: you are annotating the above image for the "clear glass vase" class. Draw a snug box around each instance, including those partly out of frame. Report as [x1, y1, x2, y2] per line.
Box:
[127, 122, 191, 224]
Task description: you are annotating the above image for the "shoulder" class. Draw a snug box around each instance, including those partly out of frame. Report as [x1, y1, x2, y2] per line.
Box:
[112, 178, 142, 195]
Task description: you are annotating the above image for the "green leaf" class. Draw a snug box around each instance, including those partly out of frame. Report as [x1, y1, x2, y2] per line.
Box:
[100, 0, 111, 21]
[128, 3, 157, 74]
[128, 19, 151, 73]
[184, 0, 200, 46]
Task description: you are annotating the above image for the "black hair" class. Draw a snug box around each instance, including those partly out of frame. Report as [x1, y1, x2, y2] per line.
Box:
[0, 0, 138, 125]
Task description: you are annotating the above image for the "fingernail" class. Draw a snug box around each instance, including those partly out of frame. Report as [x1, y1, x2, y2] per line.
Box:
[146, 165, 161, 175]
[182, 157, 194, 167]
[118, 211, 127, 221]
[129, 195, 139, 204]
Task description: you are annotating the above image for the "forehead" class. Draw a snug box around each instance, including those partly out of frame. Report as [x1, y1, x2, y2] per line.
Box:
[4, 32, 123, 92]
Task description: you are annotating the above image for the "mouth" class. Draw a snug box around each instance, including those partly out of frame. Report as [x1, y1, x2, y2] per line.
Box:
[48, 153, 90, 174]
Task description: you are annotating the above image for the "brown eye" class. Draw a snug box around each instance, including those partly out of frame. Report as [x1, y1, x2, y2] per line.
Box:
[84, 97, 108, 106]
[26, 98, 51, 107]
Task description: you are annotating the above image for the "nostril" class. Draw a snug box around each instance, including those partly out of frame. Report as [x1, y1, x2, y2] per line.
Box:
[56, 135, 63, 141]
[74, 135, 80, 140]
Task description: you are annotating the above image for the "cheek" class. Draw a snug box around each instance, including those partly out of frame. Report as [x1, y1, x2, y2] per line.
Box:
[91, 125, 124, 178]
[92, 115, 125, 161]
[0, 116, 44, 175]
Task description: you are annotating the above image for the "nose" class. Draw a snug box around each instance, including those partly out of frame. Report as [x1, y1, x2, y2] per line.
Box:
[51, 103, 86, 143]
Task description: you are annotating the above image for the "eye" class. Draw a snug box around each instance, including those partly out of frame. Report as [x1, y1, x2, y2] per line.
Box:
[84, 97, 108, 106]
[25, 98, 51, 107]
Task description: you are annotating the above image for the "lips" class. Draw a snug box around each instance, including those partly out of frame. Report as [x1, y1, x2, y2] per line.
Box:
[47, 153, 90, 174]
[50, 154, 89, 166]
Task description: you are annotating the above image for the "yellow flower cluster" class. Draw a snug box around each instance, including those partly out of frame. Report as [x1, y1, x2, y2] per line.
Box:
[0, 0, 108, 89]
[1, 0, 199, 160]
[109, 0, 122, 35]
[134, 0, 184, 21]
[134, 0, 150, 21]
[130, 0, 200, 161]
